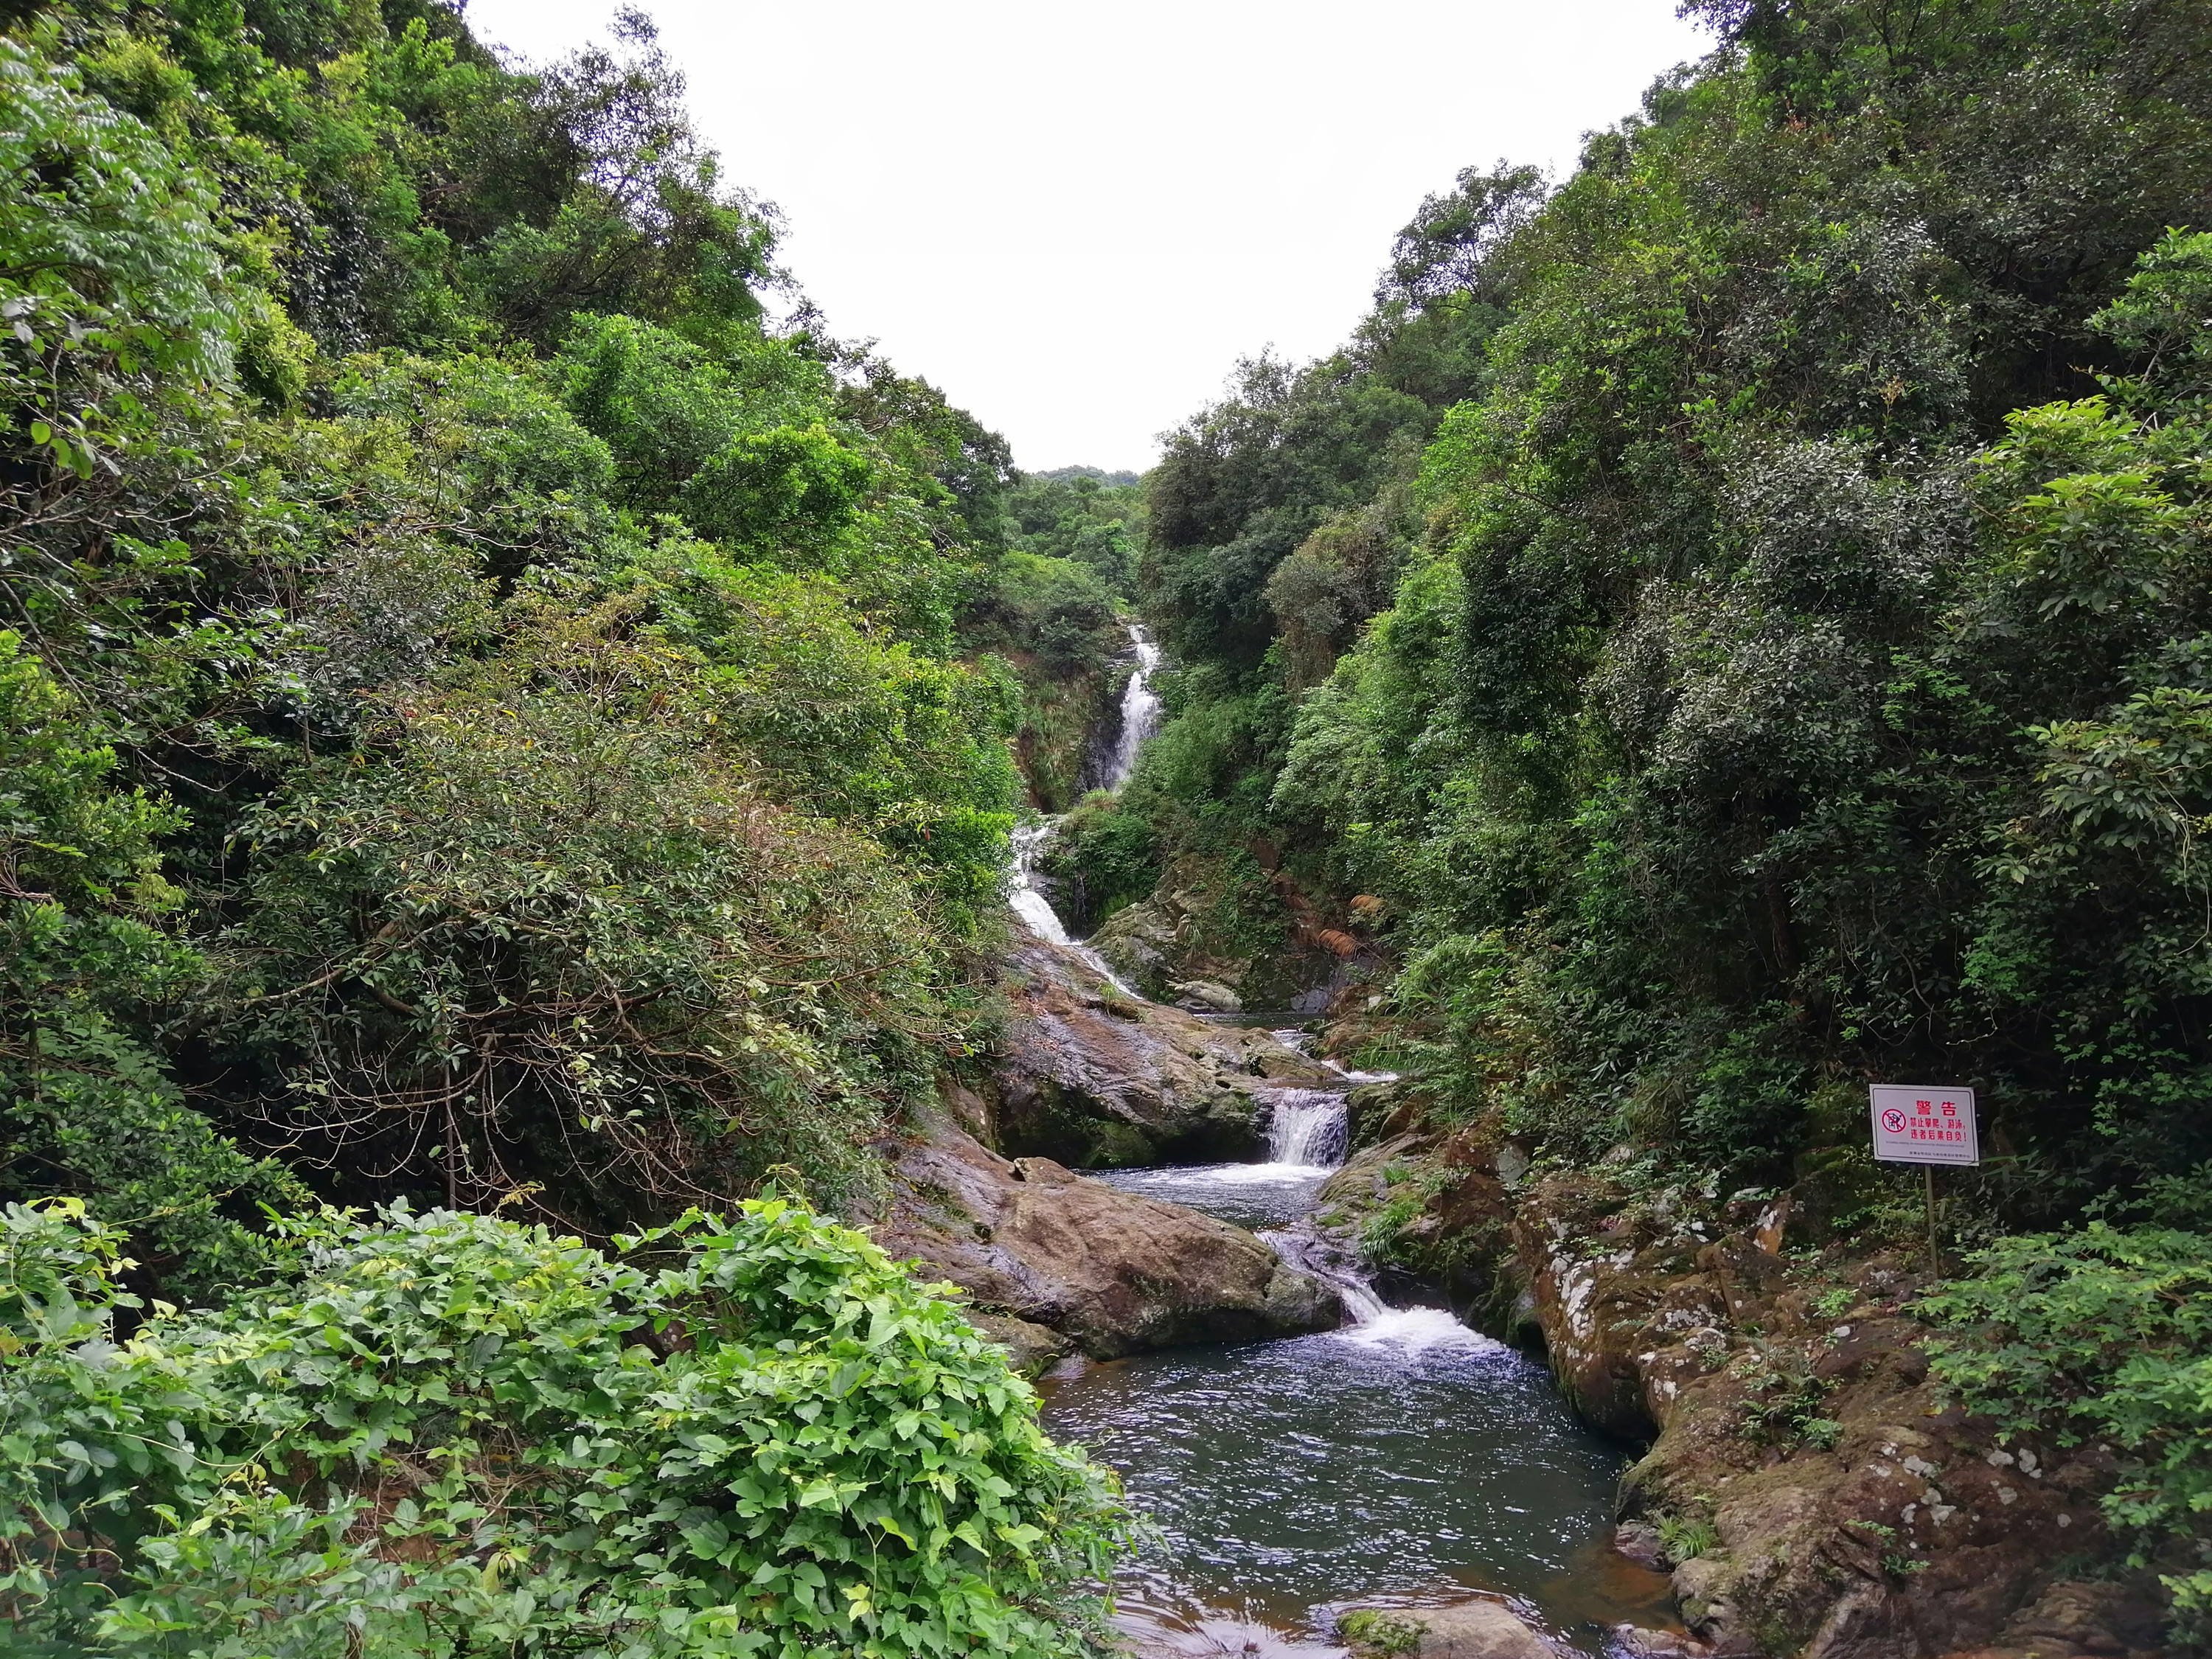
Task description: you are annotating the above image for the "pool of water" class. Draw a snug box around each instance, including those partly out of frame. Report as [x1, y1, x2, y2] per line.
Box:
[1043, 1160, 1673, 1656]
[1091, 1161, 1332, 1230]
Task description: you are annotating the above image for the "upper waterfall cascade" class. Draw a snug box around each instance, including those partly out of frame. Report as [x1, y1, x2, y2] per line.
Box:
[1008, 622, 1160, 959]
[1102, 625, 1163, 793]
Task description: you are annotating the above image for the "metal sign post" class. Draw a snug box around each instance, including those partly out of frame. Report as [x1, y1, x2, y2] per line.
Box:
[1868, 1085, 1979, 1273]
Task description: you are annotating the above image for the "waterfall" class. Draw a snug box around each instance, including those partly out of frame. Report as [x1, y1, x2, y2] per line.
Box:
[1009, 820, 1138, 993]
[1250, 1077, 1470, 1347]
[1008, 821, 1074, 948]
[1006, 622, 1161, 976]
[1263, 1088, 1349, 1168]
[1101, 625, 1162, 793]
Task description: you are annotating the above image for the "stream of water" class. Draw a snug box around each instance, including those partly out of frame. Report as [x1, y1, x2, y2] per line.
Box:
[1048, 1086, 1669, 1658]
[1006, 630, 1668, 1657]
[1007, 622, 1161, 993]
[1099, 625, 1164, 791]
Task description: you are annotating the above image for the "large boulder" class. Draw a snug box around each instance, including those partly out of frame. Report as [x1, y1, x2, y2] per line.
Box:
[992, 931, 1336, 1166]
[870, 1110, 1343, 1360]
[1086, 894, 1183, 998]
[1340, 1599, 1557, 1659]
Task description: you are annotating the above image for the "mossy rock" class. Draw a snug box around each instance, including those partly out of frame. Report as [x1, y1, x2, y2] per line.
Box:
[1338, 1608, 1425, 1657]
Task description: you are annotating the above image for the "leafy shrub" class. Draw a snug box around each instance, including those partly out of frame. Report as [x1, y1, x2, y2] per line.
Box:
[0, 35, 232, 474]
[966, 552, 1119, 673]
[682, 422, 877, 566]
[1922, 1224, 2212, 1636]
[223, 616, 953, 1221]
[1355, 1164, 1452, 1264]
[1037, 795, 1159, 933]
[1729, 1349, 1832, 1447]
[611, 535, 1022, 924]
[1809, 1287, 1855, 1320]
[0, 0, 1033, 1264]
[1, 635, 304, 1296]
[0, 1197, 1130, 1656]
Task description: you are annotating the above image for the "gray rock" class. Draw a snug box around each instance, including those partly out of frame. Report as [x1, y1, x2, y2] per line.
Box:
[1715, 1484, 1820, 1553]
[1170, 977, 1241, 1012]
[1672, 1556, 1757, 1655]
[960, 1310, 1070, 1377]
[1615, 1520, 1668, 1568]
[1495, 1142, 1530, 1190]
[1999, 1578, 2172, 1655]
[1088, 897, 1182, 996]
[872, 1111, 1343, 1358]
[1613, 1627, 1714, 1659]
[992, 931, 1333, 1166]
[1797, 1582, 1907, 1659]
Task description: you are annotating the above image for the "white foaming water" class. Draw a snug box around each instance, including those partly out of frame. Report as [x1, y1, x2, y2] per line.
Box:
[1009, 821, 1138, 993]
[1335, 1304, 1504, 1352]
[1008, 820, 1076, 949]
[1265, 1088, 1349, 1167]
[1270, 1027, 1398, 1087]
[1194, 1161, 1329, 1186]
[1004, 624, 1165, 990]
[1102, 625, 1164, 792]
[1263, 1211, 1496, 1355]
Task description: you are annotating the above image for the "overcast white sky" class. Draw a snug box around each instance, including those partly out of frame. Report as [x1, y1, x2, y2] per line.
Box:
[463, 0, 1711, 473]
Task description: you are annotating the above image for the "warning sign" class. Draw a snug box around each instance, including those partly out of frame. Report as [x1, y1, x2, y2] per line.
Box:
[1869, 1085, 1978, 1166]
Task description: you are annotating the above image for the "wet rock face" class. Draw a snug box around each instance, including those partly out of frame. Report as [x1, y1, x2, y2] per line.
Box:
[1085, 859, 1361, 1011]
[1534, 1187, 2166, 1659]
[1085, 894, 1183, 997]
[870, 1111, 1343, 1361]
[992, 932, 1338, 1167]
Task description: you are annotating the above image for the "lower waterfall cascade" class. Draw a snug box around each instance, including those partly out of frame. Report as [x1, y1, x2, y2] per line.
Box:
[1046, 1050, 1668, 1657]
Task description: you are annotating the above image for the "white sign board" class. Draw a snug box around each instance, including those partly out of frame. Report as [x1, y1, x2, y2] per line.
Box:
[1869, 1085, 1979, 1166]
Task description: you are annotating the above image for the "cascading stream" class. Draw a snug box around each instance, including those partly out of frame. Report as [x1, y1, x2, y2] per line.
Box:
[1008, 819, 1137, 994]
[1051, 1068, 1658, 1659]
[1006, 625, 1655, 1658]
[1054, 1056, 1658, 1658]
[1102, 625, 1163, 792]
[1005, 622, 1159, 983]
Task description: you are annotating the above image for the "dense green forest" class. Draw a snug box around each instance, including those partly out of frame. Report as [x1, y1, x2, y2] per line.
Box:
[0, 0, 1126, 1649]
[1091, 0, 2212, 1209]
[1054, 0, 2212, 1627]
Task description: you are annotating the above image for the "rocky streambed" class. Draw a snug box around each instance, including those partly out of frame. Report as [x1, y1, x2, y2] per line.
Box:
[867, 926, 1675, 1657]
[863, 907, 2178, 1659]
[1308, 1094, 2179, 1659]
